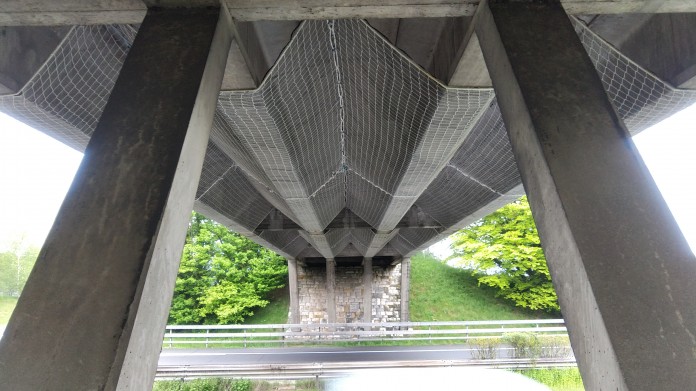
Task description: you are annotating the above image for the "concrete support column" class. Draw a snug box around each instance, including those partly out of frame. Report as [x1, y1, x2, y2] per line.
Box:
[400, 257, 411, 322]
[0, 8, 231, 391]
[326, 258, 336, 323]
[476, 1, 696, 390]
[287, 258, 300, 324]
[362, 257, 373, 323]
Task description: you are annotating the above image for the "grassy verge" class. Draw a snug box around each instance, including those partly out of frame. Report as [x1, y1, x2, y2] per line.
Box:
[0, 296, 18, 325]
[153, 378, 322, 391]
[410, 253, 552, 321]
[515, 368, 584, 391]
[243, 287, 290, 325]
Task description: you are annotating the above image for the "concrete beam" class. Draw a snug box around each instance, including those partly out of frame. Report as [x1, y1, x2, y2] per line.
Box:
[448, 33, 491, 87]
[287, 258, 300, 324]
[226, 1, 696, 20]
[4, 1, 696, 25]
[299, 230, 335, 259]
[363, 257, 373, 323]
[364, 230, 400, 258]
[326, 258, 337, 323]
[0, 7, 230, 390]
[476, 1, 696, 390]
[400, 257, 411, 322]
[256, 207, 442, 232]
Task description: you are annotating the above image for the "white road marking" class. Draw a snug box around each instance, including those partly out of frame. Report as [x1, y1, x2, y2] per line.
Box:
[160, 348, 476, 357]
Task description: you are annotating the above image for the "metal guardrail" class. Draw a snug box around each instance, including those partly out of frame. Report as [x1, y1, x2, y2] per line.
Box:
[163, 319, 567, 348]
[156, 358, 577, 380]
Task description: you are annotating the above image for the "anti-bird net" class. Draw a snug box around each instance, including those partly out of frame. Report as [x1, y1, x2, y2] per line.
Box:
[1, 18, 695, 259]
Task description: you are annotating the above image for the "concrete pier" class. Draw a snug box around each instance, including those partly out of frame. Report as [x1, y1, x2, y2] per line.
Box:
[400, 257, 411, 322]
[363, 257, 373, 323]
[0, 7, 231, 391]
[476, 1, 696, 389]
[288, 258, 300, 324]
[326, 258, 336, 323]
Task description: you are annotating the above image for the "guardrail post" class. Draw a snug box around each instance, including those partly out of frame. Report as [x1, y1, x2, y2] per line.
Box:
[206, 329, 209, 348]
[244, 328, 247, 348]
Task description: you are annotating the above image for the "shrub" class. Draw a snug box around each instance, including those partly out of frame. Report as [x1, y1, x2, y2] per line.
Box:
[231, 379, 252, 391]
[470, 337, 501, 360]
[503, 332, 541, 359]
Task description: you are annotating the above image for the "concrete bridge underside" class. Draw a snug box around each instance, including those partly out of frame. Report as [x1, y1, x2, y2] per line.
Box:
[0, 1, 696, 390]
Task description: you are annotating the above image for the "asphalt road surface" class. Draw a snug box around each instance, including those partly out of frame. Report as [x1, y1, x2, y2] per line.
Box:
[158, 345, 486, 366]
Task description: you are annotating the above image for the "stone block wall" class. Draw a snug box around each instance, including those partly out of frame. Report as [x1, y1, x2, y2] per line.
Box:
[297, 263, 402, 324]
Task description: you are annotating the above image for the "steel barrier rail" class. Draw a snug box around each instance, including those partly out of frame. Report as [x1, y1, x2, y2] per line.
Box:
[163, 319, 568, 348]
[155, 357, 578, 380]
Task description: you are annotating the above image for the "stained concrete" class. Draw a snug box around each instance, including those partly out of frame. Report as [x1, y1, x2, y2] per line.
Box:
[0, 26, 69, 94]
[0, 7, 231, 391]
[363, 257, 373, 323]
[326, 258, 337, 323]
[288, 258, 300, 324]
[400, 257, 411, 322]
[590, 13, 696, 88]
[476, 1, 696, 389]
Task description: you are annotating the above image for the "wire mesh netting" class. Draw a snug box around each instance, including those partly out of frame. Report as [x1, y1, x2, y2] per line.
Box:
[1, 18, 695, 259]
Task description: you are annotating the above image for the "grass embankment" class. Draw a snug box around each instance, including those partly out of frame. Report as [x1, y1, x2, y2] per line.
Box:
[516, 368, 584, 391]
[410, 252, 552, 321]
[0, 296, 18, 324]
[244, 252, 553, 324]
[243, 287, 290, 325]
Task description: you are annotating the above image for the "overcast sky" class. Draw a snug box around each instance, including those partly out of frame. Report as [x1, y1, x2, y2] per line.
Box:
[0, 104, 695, 255]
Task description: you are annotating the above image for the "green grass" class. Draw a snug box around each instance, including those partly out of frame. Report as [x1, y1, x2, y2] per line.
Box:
[515, 368, 584, 391]
[410, 252, 552, 321]
[0, 296, 18, 325]
[153, 378, 322, 391]
[243, 286, 290, 325]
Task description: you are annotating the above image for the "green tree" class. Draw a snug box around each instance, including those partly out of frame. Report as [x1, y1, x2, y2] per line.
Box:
[168, 212, 288, 325]
[0, 238, 40, 297]
[450, 197, 560, 313]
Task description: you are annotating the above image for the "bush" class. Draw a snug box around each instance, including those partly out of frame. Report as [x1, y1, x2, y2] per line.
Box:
[231, 379, 251, 391]
[503, 332, 541, 359]
[153, 378, 252, 391]
[470, 337, 501, 360]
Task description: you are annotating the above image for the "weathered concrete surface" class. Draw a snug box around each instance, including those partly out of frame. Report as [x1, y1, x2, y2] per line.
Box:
[400, 257, 411, 322]
[326, 258, 337, 323]
[476, 1, 696, 390]
[4, 0, 696, 25]
[589, 13, 696, 88]
[0, 7, 230, 391]
[288, 258, 300, 324]
[363, 257, 373, 323]
[0, 26, 69, 94]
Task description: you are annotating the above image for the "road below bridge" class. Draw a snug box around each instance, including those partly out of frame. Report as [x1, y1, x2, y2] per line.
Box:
[157, 345, 575, 379]
[159, 345, 481, 366]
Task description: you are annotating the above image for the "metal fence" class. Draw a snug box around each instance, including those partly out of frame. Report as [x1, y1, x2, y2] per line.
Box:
[163, 319, 567, 348]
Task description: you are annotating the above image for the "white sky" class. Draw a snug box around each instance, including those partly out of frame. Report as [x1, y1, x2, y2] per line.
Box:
[0, 104, 695, 254]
